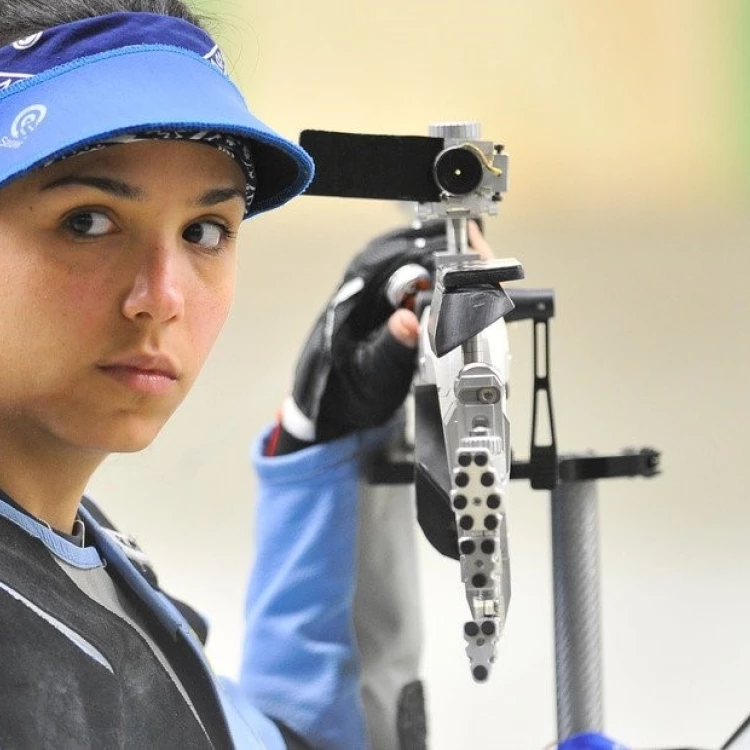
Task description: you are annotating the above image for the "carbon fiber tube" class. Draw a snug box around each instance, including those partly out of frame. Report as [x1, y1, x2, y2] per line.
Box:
[551, 480, 604, 739]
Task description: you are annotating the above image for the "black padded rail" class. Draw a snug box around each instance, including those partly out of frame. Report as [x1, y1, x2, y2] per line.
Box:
[300, 130, 444, 202]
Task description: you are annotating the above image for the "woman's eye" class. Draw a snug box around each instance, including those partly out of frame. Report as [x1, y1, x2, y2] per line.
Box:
[183, 221, 233, 251]
[65, 211, 115, 237]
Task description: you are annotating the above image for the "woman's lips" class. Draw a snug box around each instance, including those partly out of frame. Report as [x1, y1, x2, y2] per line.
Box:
[97, 354, 180, 395]
[98, 365, 178, 395]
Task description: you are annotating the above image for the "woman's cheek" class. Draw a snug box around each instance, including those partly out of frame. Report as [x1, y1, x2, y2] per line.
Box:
[198, 294, 232, 350]
[190, 291, 234, 358]
[56, 274, 116, 336]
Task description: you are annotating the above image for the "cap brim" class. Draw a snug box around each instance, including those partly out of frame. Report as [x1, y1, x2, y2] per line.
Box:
[0, 45, 314, 218]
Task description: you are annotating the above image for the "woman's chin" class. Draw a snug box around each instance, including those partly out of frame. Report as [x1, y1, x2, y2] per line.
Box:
[81, 421, 167, 455]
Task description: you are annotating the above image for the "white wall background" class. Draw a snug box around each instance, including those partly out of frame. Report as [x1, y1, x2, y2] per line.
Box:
[87, 2, 750, 748]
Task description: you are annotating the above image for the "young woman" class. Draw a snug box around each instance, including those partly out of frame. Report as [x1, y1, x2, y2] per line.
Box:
[0, 0, 449, 747]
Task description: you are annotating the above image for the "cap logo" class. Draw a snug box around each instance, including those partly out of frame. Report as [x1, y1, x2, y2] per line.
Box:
[12, 33, 43, 51]
[0, 103, 47, 149]
[11, 104, 47, 139]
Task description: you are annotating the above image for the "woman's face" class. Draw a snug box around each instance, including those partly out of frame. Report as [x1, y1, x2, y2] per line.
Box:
[0, 139, 246, 455]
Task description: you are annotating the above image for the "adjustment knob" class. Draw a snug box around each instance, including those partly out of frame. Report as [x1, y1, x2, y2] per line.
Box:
[429, 121, 481, 140]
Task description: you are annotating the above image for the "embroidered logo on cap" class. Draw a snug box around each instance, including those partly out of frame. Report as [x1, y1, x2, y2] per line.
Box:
[12, 33, 43, 51]
[0, 103, 47, 149]
[11, 104, 47, 138]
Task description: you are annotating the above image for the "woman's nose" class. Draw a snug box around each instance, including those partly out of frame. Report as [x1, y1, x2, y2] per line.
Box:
[120, 244, 186, 324]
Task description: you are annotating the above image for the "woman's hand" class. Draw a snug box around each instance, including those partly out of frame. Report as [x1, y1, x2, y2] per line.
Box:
[280, 220, 492, 446]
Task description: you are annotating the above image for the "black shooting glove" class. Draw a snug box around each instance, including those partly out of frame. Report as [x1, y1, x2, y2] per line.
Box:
[278, 221, 448, 448]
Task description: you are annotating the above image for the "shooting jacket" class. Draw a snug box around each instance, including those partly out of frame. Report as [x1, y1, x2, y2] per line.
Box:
[0, 426, 388, 749]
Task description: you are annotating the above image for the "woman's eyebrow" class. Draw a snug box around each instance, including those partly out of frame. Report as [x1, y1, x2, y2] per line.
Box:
[197, 187, 245, 207]
[41, 175, 144, 200]
[40, 177, 244, 207]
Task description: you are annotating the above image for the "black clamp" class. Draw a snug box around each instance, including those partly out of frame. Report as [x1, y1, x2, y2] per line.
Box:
[558, 449, 661, 482]
[511, 448, 660, 484]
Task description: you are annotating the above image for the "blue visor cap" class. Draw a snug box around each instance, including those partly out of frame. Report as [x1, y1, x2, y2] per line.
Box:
[0, 12, 314, 218]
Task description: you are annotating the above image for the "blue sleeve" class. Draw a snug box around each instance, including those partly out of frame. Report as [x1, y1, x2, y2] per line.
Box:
[227, 425, 392, 750]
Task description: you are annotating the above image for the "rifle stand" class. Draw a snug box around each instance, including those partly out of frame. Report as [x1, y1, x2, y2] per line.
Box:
[551, 477, 604, 738]
[509, 299, 660, 742]
[531, 452, 659, 741]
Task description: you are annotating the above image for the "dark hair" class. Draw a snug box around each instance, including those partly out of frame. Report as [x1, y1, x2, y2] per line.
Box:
[0, 0, 210, 47]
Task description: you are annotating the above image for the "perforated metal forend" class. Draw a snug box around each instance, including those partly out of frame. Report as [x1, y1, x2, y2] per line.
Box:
[444, 357, 512, 682]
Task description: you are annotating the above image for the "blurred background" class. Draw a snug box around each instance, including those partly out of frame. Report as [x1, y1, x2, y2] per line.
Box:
[88, 1, 750, 747]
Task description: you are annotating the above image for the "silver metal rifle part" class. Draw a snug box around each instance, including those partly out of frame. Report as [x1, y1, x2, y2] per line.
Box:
[415, 121, 522, 681]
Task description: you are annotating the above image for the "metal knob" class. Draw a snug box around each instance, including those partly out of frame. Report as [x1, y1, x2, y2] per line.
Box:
[429, 121, 481, 140]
